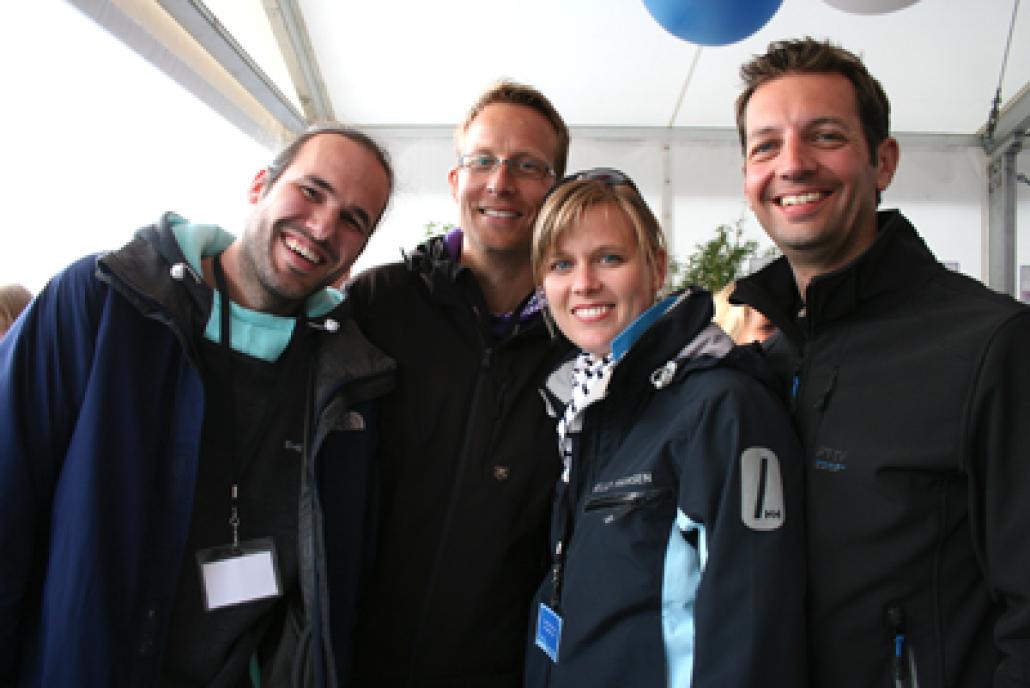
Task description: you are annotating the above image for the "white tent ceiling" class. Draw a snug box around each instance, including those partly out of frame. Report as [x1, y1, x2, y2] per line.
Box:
[299, 0, 1028, 137]
[73, 0, 1029, 145]
[63, 0, 1030, 291]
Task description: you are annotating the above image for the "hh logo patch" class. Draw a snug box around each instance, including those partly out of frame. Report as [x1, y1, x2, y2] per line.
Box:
[740, 447, 785, 530]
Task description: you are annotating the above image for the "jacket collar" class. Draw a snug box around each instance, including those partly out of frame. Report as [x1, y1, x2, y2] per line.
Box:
[542, 289, 728, 409]
[404, 232, 549, 343]
[96, 213, 393, 399]
[733, 210, 941, 349]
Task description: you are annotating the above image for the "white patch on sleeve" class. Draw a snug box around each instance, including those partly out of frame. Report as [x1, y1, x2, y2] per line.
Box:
[740, 447, 785, 530]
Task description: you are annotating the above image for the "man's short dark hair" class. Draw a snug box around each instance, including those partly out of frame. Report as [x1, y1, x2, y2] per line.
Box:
[264, 124, 395, 224]
[735, 37, 891, 164]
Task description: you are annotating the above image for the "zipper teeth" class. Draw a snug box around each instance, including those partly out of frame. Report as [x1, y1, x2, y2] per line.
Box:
[584, 490, 649, 510]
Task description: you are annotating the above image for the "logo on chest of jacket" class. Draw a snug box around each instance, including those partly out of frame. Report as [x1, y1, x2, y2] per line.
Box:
[813, 445, 847, 472]
[740, 447, 785, 530]
[591, 471, 653, 494]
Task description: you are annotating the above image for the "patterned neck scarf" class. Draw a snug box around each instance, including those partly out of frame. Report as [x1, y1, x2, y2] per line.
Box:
[556, 351, 616, 483]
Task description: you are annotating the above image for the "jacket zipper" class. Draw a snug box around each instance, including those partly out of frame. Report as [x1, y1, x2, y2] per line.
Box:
[583, 489, 663, 523]
[888, 605, 920, 688]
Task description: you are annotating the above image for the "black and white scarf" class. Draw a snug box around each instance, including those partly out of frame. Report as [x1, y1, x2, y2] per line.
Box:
[555, 351, 616, 483]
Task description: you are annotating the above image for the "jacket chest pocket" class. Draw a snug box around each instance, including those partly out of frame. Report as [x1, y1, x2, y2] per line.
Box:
[583, 488, 670, 525]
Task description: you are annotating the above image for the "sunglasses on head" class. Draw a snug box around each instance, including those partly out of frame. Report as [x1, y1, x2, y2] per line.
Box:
[543, 167, 640, 203]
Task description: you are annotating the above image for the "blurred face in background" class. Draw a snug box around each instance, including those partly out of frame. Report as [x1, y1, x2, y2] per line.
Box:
[735, 306, 777, 344]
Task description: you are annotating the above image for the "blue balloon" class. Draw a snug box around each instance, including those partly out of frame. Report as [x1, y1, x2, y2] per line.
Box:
[642, 0, 784, 46]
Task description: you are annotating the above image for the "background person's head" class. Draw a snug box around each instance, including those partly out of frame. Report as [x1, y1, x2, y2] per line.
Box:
[736, 38, 899, 290]
[230, 126, 393, 315]
[449, 81, 569, 270]
[0, 284, 32, 337]
[532, 170, 667, 356]
[713, 282, 777, 345]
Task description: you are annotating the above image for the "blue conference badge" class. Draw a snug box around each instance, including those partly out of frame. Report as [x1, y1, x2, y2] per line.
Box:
[535, 602, 562, 662]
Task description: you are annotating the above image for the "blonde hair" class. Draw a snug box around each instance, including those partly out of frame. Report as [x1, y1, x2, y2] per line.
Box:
[713, 282, 777, 344]
[713, 283, 748, 340]
[531, 177, 665, 288]
[0, 283, 32, 335]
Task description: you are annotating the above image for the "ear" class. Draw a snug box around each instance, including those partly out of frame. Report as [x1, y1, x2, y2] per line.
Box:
[447, 166, 460, 203]
[248, 168, 269, 205]
[874, 136, 900, 193]
[652, 248, 668, 293]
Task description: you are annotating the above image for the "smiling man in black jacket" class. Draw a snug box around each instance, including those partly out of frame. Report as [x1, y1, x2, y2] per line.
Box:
[732, 38, 1030, 687]
[347, 81, 571, 688]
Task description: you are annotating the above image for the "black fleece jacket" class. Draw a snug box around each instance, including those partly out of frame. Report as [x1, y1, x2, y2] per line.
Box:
[734, 210, 1030, 688]
[347, 236, 570, 688]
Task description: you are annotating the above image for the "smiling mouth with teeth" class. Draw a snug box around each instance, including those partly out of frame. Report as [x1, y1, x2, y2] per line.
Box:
[573, 305, 613, 319]
[284, 236, 323, 264]
[778, 191, 826, 206]
[481, 208, 519, 218]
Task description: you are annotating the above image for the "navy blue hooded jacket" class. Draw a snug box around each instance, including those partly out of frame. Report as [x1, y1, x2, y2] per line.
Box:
[525, 290, 806, 687]
[0, 215, 394, 686]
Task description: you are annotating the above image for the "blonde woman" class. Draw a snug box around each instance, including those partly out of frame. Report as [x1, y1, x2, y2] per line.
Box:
[526, 169, 805, 687]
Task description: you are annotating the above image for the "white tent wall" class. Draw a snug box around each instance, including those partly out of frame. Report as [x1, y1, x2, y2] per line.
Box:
[0, 0, 270, 294]
[10, 2, 1023, 302]
[354, 133, 1007, 288]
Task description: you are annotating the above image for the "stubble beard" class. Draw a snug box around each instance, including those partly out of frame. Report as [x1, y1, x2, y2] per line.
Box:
[238, 217, 308, 315]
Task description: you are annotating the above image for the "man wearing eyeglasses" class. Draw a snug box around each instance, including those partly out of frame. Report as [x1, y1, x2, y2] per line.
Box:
[347, 81, 571, 687]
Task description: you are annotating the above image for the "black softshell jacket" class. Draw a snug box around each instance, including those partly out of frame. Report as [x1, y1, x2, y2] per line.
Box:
[347, 236, 570, 687]
[734, 210, 1030, 688]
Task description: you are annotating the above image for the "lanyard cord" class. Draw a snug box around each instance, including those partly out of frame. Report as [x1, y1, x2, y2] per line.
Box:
[549, 482, 573, 611]
[210, 253, 244, 552]
[208, 253, 323, 555]
[209, 253, 310, 551]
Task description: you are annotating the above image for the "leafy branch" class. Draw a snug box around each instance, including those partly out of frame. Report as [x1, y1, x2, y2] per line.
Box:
[667, 219, 764, 293]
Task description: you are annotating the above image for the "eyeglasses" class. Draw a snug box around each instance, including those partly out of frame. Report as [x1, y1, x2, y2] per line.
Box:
[543, 167, 640, 203]
[457, 153, 555, 181]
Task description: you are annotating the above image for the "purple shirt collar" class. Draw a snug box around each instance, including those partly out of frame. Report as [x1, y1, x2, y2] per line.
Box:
[443, 227, 542, 334]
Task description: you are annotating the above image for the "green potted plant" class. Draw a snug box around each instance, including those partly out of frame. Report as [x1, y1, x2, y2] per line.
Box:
[667, 219, 771, 293]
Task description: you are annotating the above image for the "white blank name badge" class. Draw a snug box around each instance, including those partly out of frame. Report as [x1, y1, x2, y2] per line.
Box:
[196, 538, 282, 611]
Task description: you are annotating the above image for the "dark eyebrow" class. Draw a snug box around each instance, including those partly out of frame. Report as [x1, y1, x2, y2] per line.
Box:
[308, 175, 334, 194]
[343, 206, 372, 233]
[807, 116, 849, 129]
[748, 116, 850, 140]
[305, 174, 373, 233]
[747, 126, 779, 141]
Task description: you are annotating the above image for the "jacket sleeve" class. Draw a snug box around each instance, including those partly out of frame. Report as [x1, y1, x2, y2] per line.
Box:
[968, 311, 1030, 687]
[680, 371, 807, 687]
[0, 256, 104, 681]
